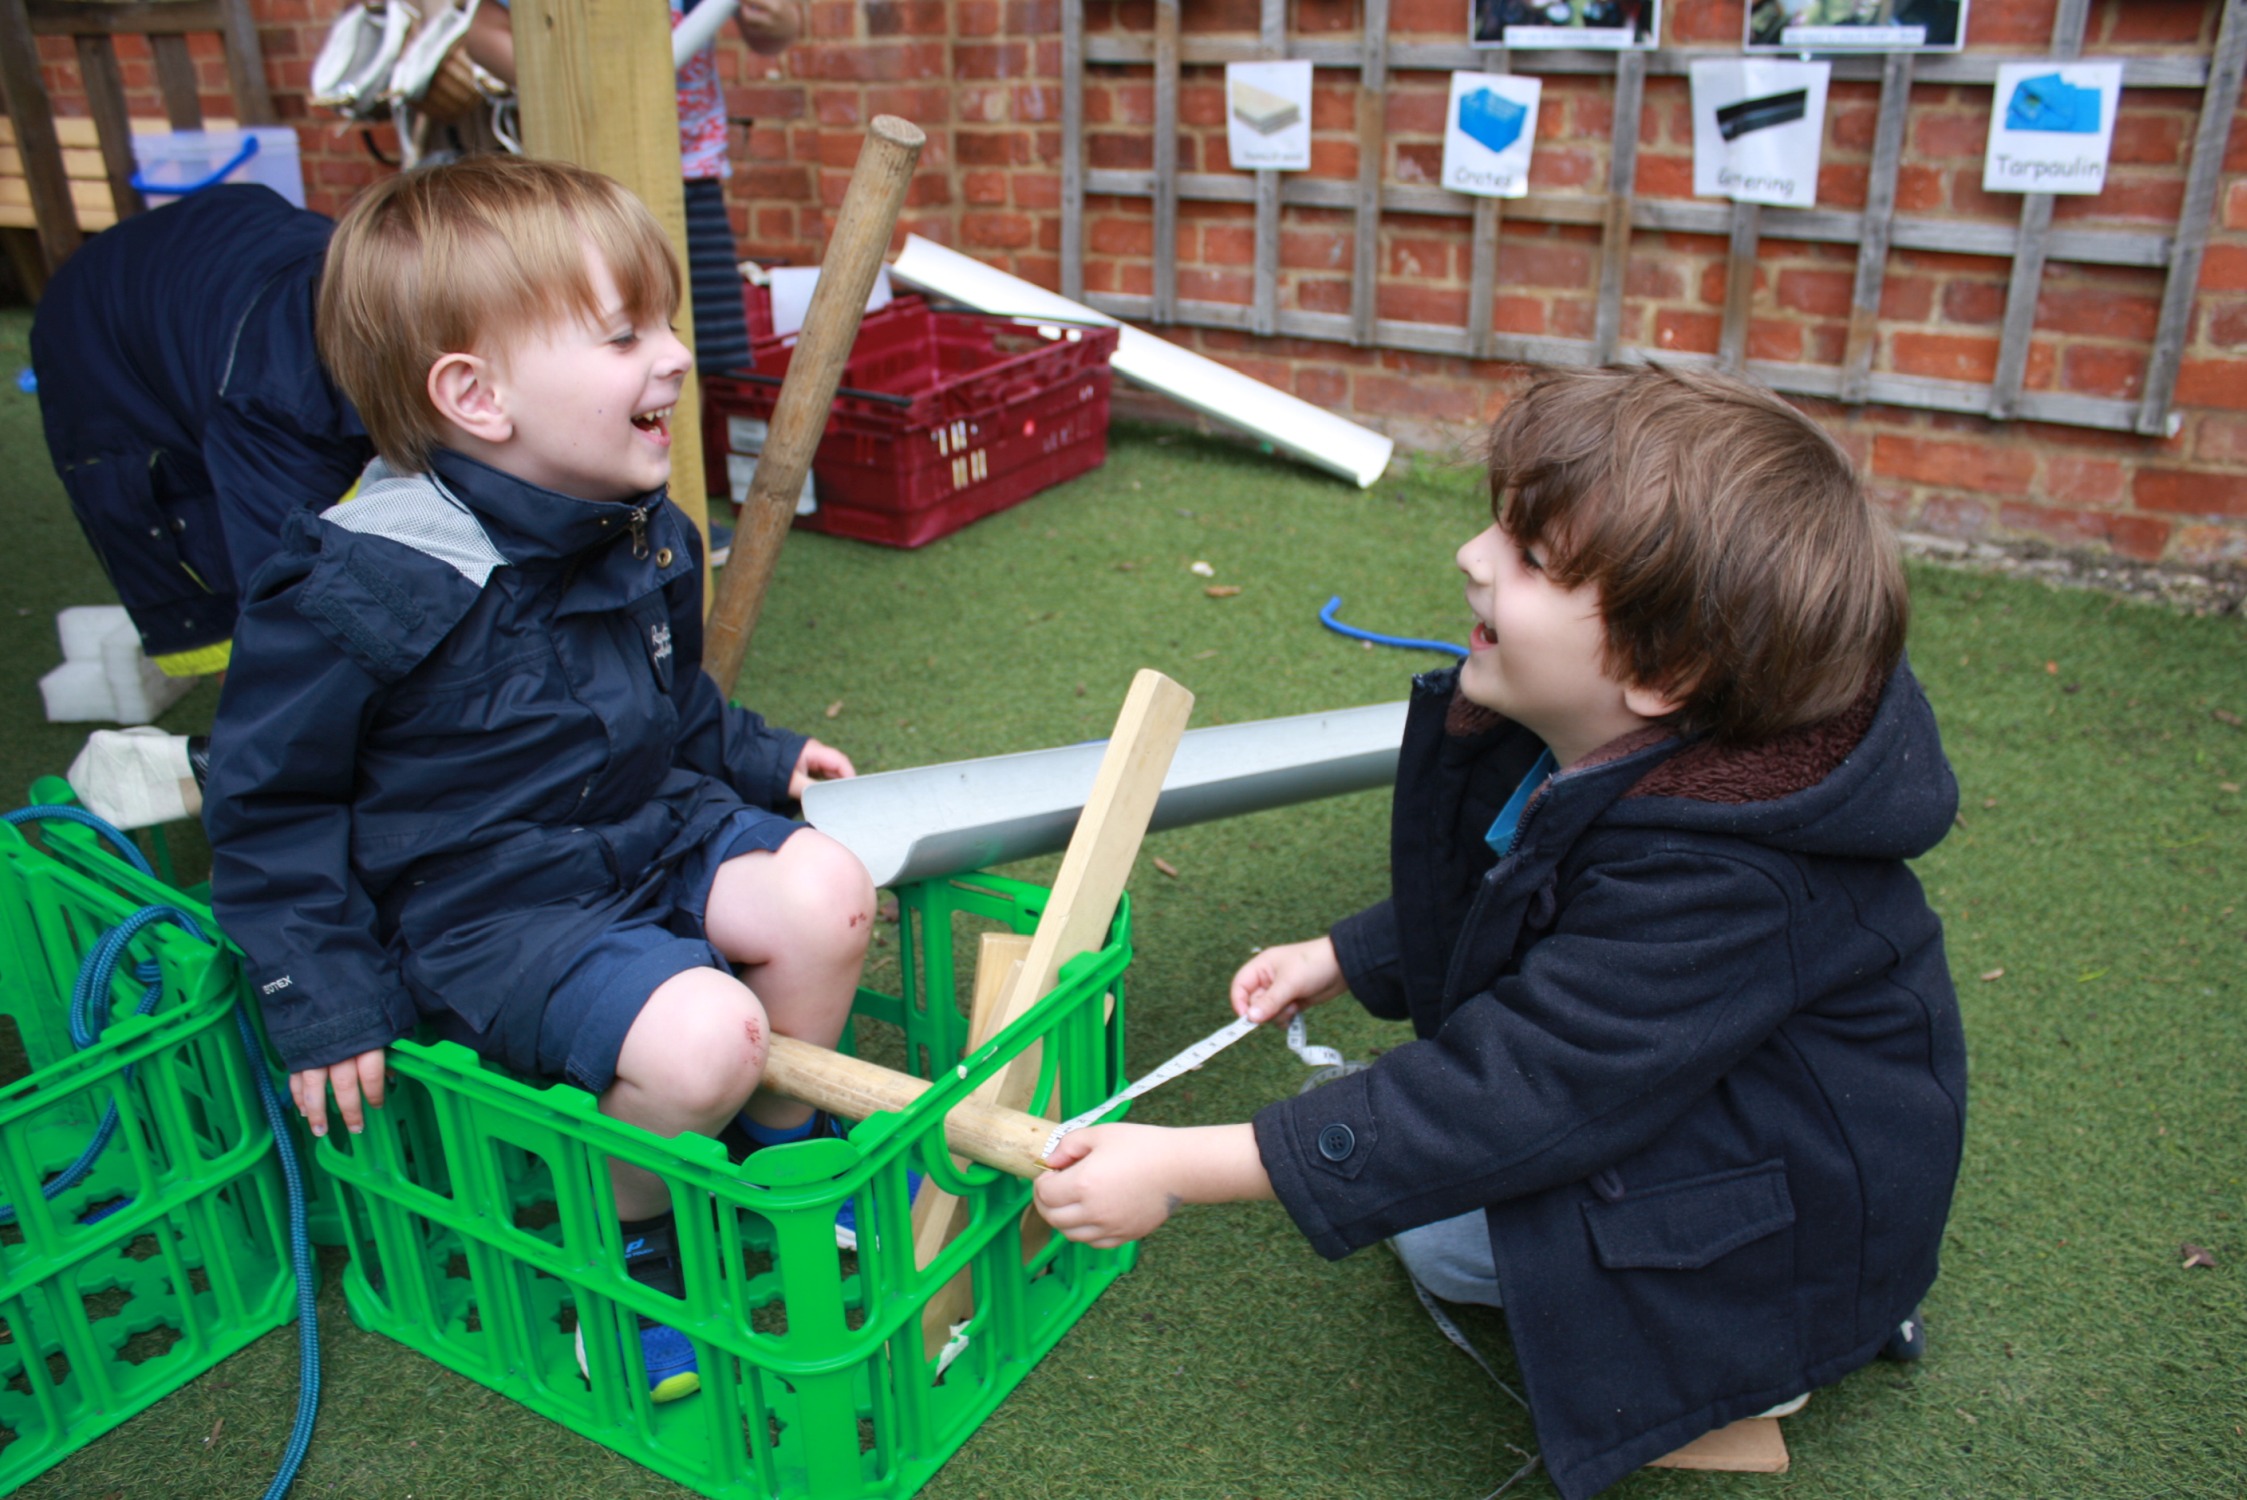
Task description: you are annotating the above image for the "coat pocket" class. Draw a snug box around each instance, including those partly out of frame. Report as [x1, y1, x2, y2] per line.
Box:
[1582, 1160, 1795, 1272]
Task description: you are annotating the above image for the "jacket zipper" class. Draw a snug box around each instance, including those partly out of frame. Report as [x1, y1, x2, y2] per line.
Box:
[627, 506, 650, 559]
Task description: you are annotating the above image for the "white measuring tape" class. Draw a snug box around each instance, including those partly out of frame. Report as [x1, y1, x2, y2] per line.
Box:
[1040, 1012, 1345, 1162]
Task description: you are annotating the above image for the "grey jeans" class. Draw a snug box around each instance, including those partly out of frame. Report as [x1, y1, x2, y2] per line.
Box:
[1389, 1210, 1503, 1307]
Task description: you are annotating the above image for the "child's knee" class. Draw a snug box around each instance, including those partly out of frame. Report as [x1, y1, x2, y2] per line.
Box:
[787, 832, 876, 957]
[623, 971, 770, 1116]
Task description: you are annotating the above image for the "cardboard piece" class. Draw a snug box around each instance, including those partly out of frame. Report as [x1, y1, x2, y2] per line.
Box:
[1647, 1416, 1791, 1474]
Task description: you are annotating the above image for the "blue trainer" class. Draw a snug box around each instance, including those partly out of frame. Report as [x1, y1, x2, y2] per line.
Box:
[734, 1110, 924, 1251]
[575, 1217, 700, 1402]
[834, 1169, 926, 1253]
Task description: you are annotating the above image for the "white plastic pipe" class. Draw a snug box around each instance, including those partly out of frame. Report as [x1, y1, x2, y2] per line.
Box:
[672, 0, 740, 70]
[802, 701, 1407, 887]
[889, 236, 1395, 489]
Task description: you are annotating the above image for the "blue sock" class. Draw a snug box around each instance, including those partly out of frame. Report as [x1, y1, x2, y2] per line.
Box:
[739, 1112, 823, 1149]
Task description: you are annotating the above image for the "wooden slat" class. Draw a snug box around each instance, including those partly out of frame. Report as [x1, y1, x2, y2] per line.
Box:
[0, 115, 225, 148]
[1841, 50, 1912, 404]
[1593, 50, 1644, 364]
[1083, 35, 2212, 89]
[1250, 0, 1282, 338]
[1085, 166, 2175, 268]
[2138, 0, 2247, 436]
[149, 32, 204, 130]
[0, 169, 120, 227]
[0, 0, 82, 267]
[1060, 0, 1084, 301]
[1718, 200, 1760, 372]
[215, 0, 273, 124]
[1152, 0, 1179, 325]
[1349, 0, 1388, 347]
[1466, 47, 1508, 362]
[26, 0, 227, 36]
[1987, 0, 2090, 420]
[72, 33, 141, 220]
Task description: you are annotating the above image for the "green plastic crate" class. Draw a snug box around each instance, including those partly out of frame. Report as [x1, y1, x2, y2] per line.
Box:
[316, 870, 1136, 1500]
[0, 817, 294, 1487]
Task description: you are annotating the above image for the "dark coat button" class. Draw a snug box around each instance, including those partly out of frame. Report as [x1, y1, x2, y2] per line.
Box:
[1317, 1123, 1355, 1161]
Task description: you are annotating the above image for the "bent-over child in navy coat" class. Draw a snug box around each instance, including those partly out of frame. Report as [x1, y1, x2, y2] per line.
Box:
[205, 156, 872, 1407]
[1034, 364, 1968, 1500]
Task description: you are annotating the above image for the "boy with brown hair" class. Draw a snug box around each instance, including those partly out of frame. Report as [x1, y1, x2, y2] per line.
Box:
[204, 155, 871, 1405]
[1035, 364, 1968, 1498]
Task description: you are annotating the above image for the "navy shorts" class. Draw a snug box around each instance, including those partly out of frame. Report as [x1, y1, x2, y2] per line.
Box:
[535, 806, 802, 1094]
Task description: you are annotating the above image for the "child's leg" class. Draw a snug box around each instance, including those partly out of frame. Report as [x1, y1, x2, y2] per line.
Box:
[600, 967, 771, 1221]
[702, 829, 875, 1131]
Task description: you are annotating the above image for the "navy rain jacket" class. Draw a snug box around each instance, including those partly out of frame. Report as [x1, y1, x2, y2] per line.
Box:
[204, 450, 806, 1075]
[1253, 662, 1967, 1500]
[31, 185, 370, 657]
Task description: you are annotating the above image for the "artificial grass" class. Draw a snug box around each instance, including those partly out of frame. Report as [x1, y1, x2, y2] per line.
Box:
[1, 300, 2241, 1498]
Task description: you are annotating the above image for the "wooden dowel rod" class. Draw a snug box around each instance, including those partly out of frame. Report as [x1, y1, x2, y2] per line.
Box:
[760, 1035, 1056, 1180]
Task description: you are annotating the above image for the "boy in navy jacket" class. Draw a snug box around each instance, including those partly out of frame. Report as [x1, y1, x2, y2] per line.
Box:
[204, 156, 871, 1405]
[1035, 365, 1968, 1499]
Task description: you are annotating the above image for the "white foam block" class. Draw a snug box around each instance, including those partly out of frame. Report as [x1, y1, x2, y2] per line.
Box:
[101, 620, 195, 725]
[41, 661, 116, 722]
[57, 604, 135, 663]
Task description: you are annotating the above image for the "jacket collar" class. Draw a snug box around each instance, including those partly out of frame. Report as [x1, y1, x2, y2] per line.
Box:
[427, 448, 673, 566]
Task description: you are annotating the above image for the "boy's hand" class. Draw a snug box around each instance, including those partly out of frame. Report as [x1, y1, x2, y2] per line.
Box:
[788, 738, 856, 800]
[1035, 1122, 1272, 1249]
[1035, 1124, 1192, 1248]
[735, 0, 799, 53]
[1230, 935, 1346, 1025]
[290, 1048, 388, 1138]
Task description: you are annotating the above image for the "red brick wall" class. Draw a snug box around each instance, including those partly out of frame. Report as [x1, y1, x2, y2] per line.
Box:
[24, 0, 2247, 565]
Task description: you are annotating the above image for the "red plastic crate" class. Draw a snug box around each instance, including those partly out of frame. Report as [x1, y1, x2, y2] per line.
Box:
[704, 295, 1118, 549]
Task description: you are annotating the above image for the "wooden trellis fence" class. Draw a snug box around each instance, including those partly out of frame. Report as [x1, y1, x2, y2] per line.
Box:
[1058, 0, 2247, 437]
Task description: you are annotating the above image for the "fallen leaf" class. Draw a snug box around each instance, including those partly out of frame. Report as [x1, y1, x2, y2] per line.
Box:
[1205, 585, 1242, 598]
[2214, 709, 2242, 727]
[876, 897, 899, 922]
[824, 700, 843, 719]
[1074, 682, 1087, 697]
[1983, 797, 1998, 809]
[1153, 857, 1181, 878]
[2044, 661, 2059, 675]
[2221, 783, 2241, 794]
[1189, 560, 1216, 577]
[204, 1416, 224, 1449]
[2181, 1244, 2218, 1270]
[1191, 648, 1220, 659]
[1956, 1408, 1978, 1425]
[1979, 967, 2006, 982]
[1115, 560, 1137, 572]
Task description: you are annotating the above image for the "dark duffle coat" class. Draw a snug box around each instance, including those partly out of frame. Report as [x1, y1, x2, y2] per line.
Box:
[1253, 662, 1967, 1500]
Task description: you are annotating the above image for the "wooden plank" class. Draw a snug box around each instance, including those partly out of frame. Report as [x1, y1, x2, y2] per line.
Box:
[149, 32, 204, 131]
[1647, 1417, 1790, 1473]
[1152, 0, 1180, 325]
[1466, 47, 1507, 362]
[26, 0, 228, 36]
[1084, 35, 2212, 89]
[0, 115, 223, 148]
[912, 671, 1194, 1348]
[2138, 0, 2247, 436]
[1717, 200, 1760, 372]
[1249, 0, 1282, 337]
[0, 0, 82, 268]
[214, 0, 274, 125]
[1060, 0, 1084, 302]
[1987, 0, 2091, 421]
[1349, 0, 1388, 347]
[73, 33, 143, 223]
[513, 0, 707, 583]
[1840, 50, 1912, 404]
[1593, 50, 1644, 364]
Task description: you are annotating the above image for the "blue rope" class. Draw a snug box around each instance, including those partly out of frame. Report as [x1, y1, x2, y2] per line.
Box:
[1318, 595, 1468, 659]
[3, 804, 320, 1498]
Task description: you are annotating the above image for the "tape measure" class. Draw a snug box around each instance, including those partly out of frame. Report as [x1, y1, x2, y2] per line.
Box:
[1042, 1012, 1345, 1161]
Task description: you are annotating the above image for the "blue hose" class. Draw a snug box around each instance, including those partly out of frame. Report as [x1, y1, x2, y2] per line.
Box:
[3, 805, 320, 1498]
[1318, 595, 1468, 659]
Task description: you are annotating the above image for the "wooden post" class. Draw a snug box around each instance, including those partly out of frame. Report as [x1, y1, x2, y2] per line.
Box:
[701, 116, 924, 698]
[912, 669, 1194, 1347]
[758, 1036, 1059, 1180]
[512, 0, 710, 590]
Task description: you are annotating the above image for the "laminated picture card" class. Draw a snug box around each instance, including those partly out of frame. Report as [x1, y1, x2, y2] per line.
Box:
[1745, 0, 1967, 52]
[1690, 57, 1831, 210]
[1470, 0, 1659, 50]
[1983, 61, 2123, 196]
[1441, 73, 1542, 199]
[1226, 61, 1313, 171]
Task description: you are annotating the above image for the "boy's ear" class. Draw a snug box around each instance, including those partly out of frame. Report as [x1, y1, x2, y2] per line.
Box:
[1622, 676, 1688, 724]
[427, 351, 512, 445]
